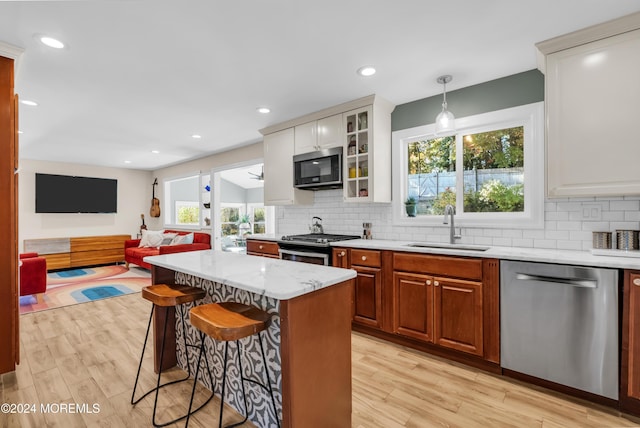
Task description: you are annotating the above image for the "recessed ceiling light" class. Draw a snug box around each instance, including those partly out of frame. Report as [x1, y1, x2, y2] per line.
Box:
[124, 160, 132, 164]
[151, 150, 160, 154]
[357, 66, 376, 77]
[192, 134, 202, 139]
[21, 100, 38, 106]
[40, 36, 65, 49]
[257, 107, 270, 114]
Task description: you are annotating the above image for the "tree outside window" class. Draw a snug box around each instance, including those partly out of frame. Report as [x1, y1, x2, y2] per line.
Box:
[407, 126, 524, 216]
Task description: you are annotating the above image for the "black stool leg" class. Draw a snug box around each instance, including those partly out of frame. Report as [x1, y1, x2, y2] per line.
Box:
[131, 304, 154, 405]
[258, 332, 280, 428]
[185, 331, 206, 427]
[219, 341, 230, 428]
[151, 305, 170, 427]
[226, 340, 249, 428]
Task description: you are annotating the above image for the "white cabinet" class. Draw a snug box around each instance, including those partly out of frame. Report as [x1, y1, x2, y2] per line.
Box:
[263, 128, 314, 206]
[294, 114, 342, 155]
[343, 98, 394, 203]
[260, 94, 394, 205]
[540, 16, 640, 197]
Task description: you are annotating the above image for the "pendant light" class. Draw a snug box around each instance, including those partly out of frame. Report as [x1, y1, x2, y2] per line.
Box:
[435, 75, 456, 135]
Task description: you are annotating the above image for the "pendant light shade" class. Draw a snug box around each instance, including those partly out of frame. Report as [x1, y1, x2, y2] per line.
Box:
[435, 75, 456, 135]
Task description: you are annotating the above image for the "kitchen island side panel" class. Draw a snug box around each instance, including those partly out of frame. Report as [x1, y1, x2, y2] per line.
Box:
[280, 279, 354, 428]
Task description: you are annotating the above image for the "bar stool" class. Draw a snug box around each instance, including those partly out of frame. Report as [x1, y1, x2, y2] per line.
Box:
[186, 302, 280, 428]
[131, 284, 215, 427]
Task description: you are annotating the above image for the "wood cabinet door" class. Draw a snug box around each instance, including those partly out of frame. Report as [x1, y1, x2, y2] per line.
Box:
[352, 265, 382, 329]
[332, 248, 349, 268]
[433, 277, 483, 357]
[622, 270, 640, 414]
[393, 271, 433, 343]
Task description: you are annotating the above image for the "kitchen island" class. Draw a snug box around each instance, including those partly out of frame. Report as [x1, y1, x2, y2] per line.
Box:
[143, 250, 356, 428]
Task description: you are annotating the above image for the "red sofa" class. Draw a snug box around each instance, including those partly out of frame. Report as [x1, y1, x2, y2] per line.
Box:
[20, 252, 47, 302]
[124, 230, 211, 269]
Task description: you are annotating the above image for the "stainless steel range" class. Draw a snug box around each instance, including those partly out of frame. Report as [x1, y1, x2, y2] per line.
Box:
[278, 233, 361, 265]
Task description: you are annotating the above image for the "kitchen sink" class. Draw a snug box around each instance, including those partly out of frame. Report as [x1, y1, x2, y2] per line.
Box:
[405, 242, 490, 252]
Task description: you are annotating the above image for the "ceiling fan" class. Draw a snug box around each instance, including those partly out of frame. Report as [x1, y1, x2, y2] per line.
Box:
[248, 165, 264, 181]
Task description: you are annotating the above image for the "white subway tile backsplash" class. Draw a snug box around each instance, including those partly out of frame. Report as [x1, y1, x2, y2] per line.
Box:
[276, 195, 640, 251]
[611, 200, 640, 211]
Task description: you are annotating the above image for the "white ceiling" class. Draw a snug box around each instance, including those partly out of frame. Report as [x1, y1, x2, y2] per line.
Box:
[2, 1, 639, 171]
[220, 163, 264, 189]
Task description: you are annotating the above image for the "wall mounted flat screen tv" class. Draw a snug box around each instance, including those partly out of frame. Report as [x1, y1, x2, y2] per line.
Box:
[35, 173, 118, 214]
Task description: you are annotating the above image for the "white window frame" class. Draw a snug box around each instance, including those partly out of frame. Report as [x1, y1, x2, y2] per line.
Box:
[247, 203, 267, 234]
[163, 171, 203, 230]
[392, 102, 544, 228]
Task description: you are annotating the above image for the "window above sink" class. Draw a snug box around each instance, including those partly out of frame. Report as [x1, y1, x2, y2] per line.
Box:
[392, 102, 544, 229]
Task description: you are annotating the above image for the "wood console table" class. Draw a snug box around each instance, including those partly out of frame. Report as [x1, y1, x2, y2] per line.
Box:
[24, 234, 131, 270]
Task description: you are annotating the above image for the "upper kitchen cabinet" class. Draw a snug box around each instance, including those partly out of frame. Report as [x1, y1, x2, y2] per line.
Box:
[263, 128, 314, 206]
[260, 94, 395, 205]
[343, 97, 394, 203]
[294, 114, 342, 155]
[537, 12, 640, 197]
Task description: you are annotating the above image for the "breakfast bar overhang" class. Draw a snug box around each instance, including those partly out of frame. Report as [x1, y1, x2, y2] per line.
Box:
[144, 250, 357, 428]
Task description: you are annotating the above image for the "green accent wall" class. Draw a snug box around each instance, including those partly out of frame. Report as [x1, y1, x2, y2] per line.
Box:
[391, 69, 544, 131]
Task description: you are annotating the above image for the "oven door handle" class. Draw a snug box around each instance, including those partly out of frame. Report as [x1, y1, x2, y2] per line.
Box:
[279, 249, 329, 264]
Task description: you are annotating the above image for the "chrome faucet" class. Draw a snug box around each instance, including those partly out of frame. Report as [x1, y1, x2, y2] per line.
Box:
[443, 204, 462, 244]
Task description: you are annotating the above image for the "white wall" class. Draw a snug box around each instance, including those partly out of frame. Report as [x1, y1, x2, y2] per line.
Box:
[276, 189, 640, 251]
[19, 159, 151, 250]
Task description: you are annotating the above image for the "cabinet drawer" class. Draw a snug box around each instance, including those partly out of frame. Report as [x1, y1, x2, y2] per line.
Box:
[393, 252, 482, 281]
[351, 249, 381, 267]
[246, 240, 279, 256]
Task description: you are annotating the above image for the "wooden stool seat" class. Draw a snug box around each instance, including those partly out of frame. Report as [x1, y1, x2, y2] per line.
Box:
[186, 302, 279, 427]
[190, 302, 271, 342]
[142, 284, 206, 307]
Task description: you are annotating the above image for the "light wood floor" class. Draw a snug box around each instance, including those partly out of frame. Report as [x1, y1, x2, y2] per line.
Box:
[1, 293, 638, 428]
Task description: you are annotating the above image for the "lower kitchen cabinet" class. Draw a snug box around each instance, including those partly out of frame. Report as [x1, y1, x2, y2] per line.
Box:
[621, 270, 640, 415]
[433, 277, 483, 357]
[392, 252, 497, 362]
[246, 239, 280, 258]
[351, 249, 383, 329]
[332, 248, 349, 268]
[393, 271, 433, 342]
[335, 247, 499, 365]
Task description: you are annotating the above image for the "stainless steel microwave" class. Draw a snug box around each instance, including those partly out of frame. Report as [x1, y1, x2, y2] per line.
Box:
[293, 147, 343, 190]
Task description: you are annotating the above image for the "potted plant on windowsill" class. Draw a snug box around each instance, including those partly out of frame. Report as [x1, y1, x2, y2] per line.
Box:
[405, 196, 417, 217]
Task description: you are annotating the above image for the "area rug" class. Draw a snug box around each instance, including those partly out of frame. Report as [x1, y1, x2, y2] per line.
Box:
[19, 265, 151, 314]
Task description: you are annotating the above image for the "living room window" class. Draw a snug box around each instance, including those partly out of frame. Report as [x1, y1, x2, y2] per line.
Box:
[163, 172, 203, 230]
[392, 102, 544, 228]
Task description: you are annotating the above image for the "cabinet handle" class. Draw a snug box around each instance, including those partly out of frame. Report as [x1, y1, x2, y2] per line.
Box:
[259, 245, 263, 250]
[338, 251, 345, 257]
[634, 278, 640, 286]
[361, 256, 367, 261]
[434, 281, 439, 287]
[426, 280, 431, 285]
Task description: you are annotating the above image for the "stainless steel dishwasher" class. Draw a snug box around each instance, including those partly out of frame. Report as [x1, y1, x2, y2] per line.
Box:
[500, 260, 618, 399]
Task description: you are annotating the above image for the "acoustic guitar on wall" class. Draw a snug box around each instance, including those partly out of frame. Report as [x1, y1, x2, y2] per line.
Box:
[150, 178, 161, 217]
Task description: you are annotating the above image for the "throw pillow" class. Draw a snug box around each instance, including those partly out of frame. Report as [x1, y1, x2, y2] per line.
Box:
[171, 232, 194, 245]
[160, 233, 178, 246]
[139, 230, 164, 247]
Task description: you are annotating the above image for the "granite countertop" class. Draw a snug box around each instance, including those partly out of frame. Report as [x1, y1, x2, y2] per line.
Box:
[144, 250, 356, 300]
[333, 239, 640, 270]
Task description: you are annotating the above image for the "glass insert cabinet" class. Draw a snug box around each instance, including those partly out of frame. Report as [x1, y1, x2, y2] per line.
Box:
[344, 106, 371, 201]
